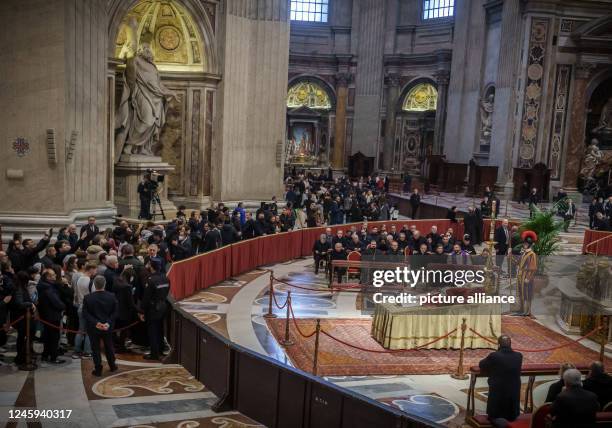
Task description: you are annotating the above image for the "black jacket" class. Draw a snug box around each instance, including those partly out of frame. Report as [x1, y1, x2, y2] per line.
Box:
[83, 290, 118, 332]
[312, 241, 331, 256]
[203, 229, 222, 252]
[545, 379, 564, 403]
[36, 279, 66, 323]
[583, 372, 612, 409]
[79, 224, 100, 248]
[221, 224, 240, 246]
[494, 226, 510, 254]
[478, 346, 523, 420]
[242, 219, 256, 240]
[17, 237, 50, 270]
[550, 386, 599, 428]
[113, 277, 139, 322]
[142, 272, 170, 321]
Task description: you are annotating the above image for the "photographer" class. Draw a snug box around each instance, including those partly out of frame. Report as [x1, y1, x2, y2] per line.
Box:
[138, 173, 156, 220]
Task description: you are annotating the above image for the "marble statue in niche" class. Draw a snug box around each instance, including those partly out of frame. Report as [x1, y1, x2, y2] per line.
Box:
[580, 138, 603, 179]
[479, 89, 495, 148]
[115, 18, 177, 159]
[593, 96, 612, 147]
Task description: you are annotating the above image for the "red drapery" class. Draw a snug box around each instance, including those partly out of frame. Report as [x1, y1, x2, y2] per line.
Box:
[167, 219, 520, 300]
[582, 230, 612, 255]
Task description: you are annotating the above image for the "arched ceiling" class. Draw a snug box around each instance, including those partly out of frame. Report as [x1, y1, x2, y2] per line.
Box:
[115, 0, 205, 72]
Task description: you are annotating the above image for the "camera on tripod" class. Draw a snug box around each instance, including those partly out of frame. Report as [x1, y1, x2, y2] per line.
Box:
[144, 169, 167, 220]
[145, 168, 165, 188]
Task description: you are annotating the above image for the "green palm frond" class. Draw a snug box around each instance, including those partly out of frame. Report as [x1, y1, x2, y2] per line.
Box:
[519, 204, 564, 257]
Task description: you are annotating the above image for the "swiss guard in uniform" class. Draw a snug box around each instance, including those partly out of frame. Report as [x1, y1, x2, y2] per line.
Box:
[516, 231, 537, 316]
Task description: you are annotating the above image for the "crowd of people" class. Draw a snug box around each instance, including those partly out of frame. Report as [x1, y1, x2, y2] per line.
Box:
[0, 217, 171, 376]
[587, 195, 612, 231]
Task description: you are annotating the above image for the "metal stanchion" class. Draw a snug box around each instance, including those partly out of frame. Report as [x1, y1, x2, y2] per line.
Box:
[313, 319, 321, 375]
[599, 316, 608, 364]
[19, 308, 37, 371]
[451, 318, 468, 380]
[281, 291, 294, 346]
[263, 272, 277, 319]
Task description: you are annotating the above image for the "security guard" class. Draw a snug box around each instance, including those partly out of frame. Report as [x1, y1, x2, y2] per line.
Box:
[140, 257, 169, 360]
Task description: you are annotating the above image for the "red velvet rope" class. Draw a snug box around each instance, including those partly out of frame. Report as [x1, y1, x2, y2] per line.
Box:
[271, 289, 289, 310]
[35, 316, 141, 335]
[468, 325, 604, 353]
[321, 327, 459, 354]
[271, 274, 362, 293]
[288, 301, 317, 339]
[2, 314, 25, 331]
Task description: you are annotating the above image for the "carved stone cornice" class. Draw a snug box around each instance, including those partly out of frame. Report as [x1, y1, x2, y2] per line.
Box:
[335, 72, 353, 87]
[384, 72, 401, 87]
[575, 62, 596, 80]
[433, 70, 450, 86]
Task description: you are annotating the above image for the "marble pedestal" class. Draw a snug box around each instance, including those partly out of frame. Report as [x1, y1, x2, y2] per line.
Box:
[114, 156, 177, 221]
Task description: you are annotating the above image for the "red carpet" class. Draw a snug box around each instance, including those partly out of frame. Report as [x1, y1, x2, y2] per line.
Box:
[266, 316, 611, 376]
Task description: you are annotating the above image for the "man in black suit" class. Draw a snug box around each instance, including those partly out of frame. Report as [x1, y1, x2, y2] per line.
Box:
[583, 361, 612, 409]
[140, 258, 169, 360]
[83, 275, 118, 376]
[37, 269, 66, 364]
[550, 368, 599, 428]
[312, 234, 331, 275]
[79, 216, 100, 249]
[494, 219, 511, 268]
[409, 188, 421, 219]
[478, 335, 523, 427]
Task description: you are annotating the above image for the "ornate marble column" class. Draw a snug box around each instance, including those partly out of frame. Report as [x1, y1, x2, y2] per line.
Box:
[562, 63, 595, 191]
[383, 73, 401, 171]
[433, 70, 450, 155]
[333, 72, 351, 169]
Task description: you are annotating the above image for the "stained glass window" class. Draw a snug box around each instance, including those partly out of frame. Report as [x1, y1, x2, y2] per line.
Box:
[287, 81, 332, 110]
[423, 0, 454, 20]
[290, 0, 329, 23]
[403, 83, 438, 112]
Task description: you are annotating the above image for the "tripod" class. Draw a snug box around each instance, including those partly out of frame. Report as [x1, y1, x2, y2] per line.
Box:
[150, 191, 166, 220]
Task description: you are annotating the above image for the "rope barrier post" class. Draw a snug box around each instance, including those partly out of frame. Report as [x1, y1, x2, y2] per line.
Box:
[281, 291, 294, 346]
[599, 316, 607, 364]
[451, 318, 468, 380]
[313, 319, 321, 376]
[263, 272, 277, 319]
[19, 308, 37, 371]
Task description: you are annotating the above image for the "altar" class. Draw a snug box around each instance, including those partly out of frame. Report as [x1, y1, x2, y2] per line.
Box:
[371, 303, 501, 350]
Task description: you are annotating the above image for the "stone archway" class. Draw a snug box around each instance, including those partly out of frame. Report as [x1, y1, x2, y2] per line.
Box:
[107, 0, 221, 217]
[285, 77, 336, 170]
[393, 79, 438, 176]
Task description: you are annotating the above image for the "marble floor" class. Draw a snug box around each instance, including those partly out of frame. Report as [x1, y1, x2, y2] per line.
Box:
[0, 239, 605, 428]
[0, 322, 263, 428]
[175, 254, 610, 428]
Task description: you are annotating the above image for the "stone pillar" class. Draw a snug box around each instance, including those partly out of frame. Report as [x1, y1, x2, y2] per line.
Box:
[333, 73, 350, 169]
[383, 73, 401, 170]
[433, 70, 450, 155]
[0, 0, 115, 244]
[562, 63, 595, 191]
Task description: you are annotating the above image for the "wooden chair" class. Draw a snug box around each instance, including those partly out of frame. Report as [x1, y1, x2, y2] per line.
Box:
[346, 251, 361, 281]
[507, 403, 552, 428]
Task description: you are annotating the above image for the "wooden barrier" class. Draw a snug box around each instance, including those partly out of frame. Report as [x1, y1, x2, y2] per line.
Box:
[169, 299, 439, 428]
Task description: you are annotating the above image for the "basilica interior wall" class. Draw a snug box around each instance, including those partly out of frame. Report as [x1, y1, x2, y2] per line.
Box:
[0, 0, 113, 231]
[212, 0, 289, 202]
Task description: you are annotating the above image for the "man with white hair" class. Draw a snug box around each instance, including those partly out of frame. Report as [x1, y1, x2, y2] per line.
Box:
[103, 255, 120, 293]
[550, 368, 599, 428]
[312, 234, 331, 275]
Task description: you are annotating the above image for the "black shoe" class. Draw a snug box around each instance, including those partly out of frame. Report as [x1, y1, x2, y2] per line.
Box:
[109, 364, 118, 372]
[91, 369, 102, 377]
[143, 354, 159, 361]
[47, 358, 66, 365]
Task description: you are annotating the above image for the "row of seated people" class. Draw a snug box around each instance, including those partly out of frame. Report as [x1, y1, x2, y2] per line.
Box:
[314, 224, 477, 256]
